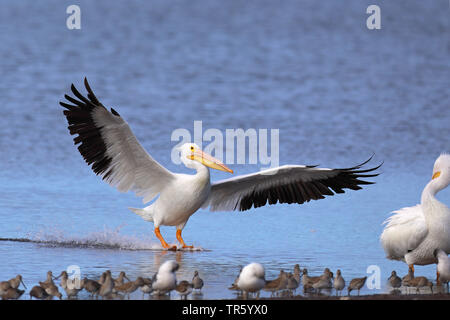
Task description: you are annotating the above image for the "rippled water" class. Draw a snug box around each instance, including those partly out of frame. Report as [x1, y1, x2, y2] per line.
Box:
[0, 0, 449, 299]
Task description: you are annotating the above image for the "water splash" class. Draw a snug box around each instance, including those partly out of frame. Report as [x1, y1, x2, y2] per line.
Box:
[1, 224, 206, 251]
[24, 224, 159, 250]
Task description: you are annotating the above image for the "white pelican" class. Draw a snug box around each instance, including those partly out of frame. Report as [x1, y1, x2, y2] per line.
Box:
[380, 154, 450, 275]
[60, 78, 380, 250]
[151, 260, 179, 296]
[236, 262, 266, 298]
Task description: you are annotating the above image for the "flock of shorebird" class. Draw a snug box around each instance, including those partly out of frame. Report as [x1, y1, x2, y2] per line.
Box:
[1, 255, 449, 300]
[229, 258, 450, 299]
[0, 261, 204, 300]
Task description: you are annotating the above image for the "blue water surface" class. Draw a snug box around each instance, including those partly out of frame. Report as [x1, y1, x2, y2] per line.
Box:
[0, 0, 449, 299]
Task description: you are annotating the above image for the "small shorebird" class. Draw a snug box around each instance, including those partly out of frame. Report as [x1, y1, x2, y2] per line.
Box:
[56, 271, 83, 299]
[301, 268, 317, 293]
[7, 275, 27, 290]
[98, 271, 108, 285]
[406, 276, 433, 294]
[140, 278, 153, 298]
[1, 288, 24, 300]
[152, 261, 179, 296]
[176, 280, 194, 300]
[115, 277, 145, 299]
[286, 273, 299, 296]
[434, 249, 450, 292]
[313, 271, 333, 295]
[388, 271, 402, 292]
[39, 271, 55, 289]
[347, 276, 367, 296]
[302, 268, 331, 293]
[114, 271, 131, 287]
[29, 285, 50, 300]
[0, 281, 11, 295]
[333, 270, 345, 296]
[263, 270, 286, 297]
[192, 271, 204, 293]
[83, 278, 101, 298]
[401, 266, 414, 288]
[293, 264, 301, 284]
[45, 283, 62, 300]
[236, 263, 266, 299]
[99, 270, 115, 299]
[228, 266, 243, 296]
[39, 271, 62, 299]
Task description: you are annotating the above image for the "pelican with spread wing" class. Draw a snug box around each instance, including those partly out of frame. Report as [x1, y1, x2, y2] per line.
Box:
[60, 78, 381, 250]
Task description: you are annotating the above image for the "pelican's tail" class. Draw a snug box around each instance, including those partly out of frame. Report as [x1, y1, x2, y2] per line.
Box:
[129, 206, 154, 222]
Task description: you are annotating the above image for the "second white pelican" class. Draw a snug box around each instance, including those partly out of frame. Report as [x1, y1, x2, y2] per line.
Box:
[380, 154, 450, 274]
[60, 78, 380, 250]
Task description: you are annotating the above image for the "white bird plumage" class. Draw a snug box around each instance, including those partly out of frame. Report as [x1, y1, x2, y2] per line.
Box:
[60, 78, 380, 249]
[151, 260, 179, 296]
[380, 154, 450, 273]
[236, 263, 266, 298]
[435, 249, 450, 290]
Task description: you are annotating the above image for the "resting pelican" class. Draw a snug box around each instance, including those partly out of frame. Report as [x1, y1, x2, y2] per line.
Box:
[236, 263, 266, 299]
[60, 78, 380, 250]
[380, 154, 450, 275]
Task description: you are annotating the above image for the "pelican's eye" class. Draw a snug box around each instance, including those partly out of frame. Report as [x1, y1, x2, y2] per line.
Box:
[187, 146, 195, 160]
[432, 171, 441, 180]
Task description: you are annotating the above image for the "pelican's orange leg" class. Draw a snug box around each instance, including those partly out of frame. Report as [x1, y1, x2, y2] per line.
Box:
[437, 271, 441, 286]
[408, 264, 414, 274]
[176, 229, 193, 249]
[155, 227, 176, 250]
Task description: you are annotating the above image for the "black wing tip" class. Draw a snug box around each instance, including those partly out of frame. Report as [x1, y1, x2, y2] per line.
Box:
[236, 155, 383, 212]
[342, 154, 383, 172]
[83, 77, 93, 94]
[110, 108, 121, 117]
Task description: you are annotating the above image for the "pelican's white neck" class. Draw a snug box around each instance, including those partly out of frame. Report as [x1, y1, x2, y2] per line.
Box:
[421, 174, 449, 206]
[193, 162, 210, 180]
[421, 180, 439, 205]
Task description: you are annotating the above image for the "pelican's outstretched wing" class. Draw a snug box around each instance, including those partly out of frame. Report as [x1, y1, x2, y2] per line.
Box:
[60, 78, 174, 203]
[203, 158, 381, 211]
[380, 205, 428, 261]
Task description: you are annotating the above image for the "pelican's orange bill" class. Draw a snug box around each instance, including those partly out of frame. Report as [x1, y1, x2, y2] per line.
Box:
[189, 149, 233, 173]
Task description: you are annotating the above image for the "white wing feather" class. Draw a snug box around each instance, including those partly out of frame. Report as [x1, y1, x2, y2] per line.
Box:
[380, 205, 428, 261]
[61, 79, 175, 204]
[92, 107, 174, 203]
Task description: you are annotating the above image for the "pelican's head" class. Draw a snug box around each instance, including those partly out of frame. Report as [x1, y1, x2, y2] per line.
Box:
[431, 153, 450, 191]
[178, 143, 233, 173]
